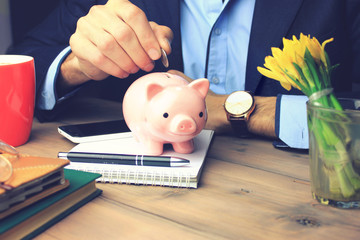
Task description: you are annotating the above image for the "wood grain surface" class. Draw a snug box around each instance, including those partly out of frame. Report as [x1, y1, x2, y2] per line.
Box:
[16, 97, 360, 240]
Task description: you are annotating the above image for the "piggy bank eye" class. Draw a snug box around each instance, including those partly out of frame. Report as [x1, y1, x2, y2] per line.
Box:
[199, 112, 204, 118]
[163, 113, 169, 118]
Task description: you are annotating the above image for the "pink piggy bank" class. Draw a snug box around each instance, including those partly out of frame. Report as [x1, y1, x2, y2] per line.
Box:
[122, 72, 209, 155]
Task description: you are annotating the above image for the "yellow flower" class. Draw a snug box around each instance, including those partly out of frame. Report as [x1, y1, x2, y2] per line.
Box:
[298, 33, 333, 68]
[301, 34, 321, 64]
[259, 34, 360, 201]
[257, 33, 334, 93]
[320, 38, 334, 68]
[283, 35, 306, 66]
[257, 53, 300, 91]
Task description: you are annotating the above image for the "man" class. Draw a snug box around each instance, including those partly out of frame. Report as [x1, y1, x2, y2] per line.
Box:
[9, 0, 360, 149]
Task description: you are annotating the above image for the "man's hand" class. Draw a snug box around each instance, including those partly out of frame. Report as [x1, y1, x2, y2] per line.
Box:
[58, 0, 173, 93]
[168, 70, 277, 138]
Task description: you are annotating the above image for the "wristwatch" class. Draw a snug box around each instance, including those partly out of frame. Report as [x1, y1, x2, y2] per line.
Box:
[224, 91, 255, 136]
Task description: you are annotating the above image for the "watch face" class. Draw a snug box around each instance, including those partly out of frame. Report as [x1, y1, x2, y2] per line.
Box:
[225, 91, 254, 116]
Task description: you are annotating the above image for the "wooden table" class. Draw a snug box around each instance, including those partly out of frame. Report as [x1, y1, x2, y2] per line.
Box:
[17, 98, 360, 240]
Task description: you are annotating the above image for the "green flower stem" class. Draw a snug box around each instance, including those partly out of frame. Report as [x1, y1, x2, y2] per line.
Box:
[310, 101, 360, 199]
[313, 120, 355, 198]
[259, 36, 360, 201]
[342, 157, 360, 190]
[334, 162, 356, 198]
[333, 141, 359, 198]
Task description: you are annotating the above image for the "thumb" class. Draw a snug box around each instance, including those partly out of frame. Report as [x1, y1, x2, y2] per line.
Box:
[149, 21, 173, 55]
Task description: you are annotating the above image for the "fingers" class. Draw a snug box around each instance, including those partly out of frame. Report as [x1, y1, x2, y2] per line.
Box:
[150, 21, 173, 55]
[70, 23, 130, 80]
[115, 2, 162, 61]
[76, 4, 147, 75]
[97, 3, 156, 71]
[69, 0, 174, 82]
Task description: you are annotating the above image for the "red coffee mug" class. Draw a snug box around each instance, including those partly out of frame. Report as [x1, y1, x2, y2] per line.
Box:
[0, 55, 35, 147]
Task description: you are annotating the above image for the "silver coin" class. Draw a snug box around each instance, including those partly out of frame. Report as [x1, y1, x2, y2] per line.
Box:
[161, 48, 169, 68]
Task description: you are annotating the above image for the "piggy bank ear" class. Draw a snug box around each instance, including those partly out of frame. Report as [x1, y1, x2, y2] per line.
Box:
[188, 78, 209, 99]
[147, 83, 164, 101]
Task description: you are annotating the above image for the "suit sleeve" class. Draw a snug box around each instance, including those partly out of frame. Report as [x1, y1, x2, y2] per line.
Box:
[7, 0, 100, 121]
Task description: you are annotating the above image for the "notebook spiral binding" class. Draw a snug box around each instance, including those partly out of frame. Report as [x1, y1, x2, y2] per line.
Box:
[69, 166, 195, 188]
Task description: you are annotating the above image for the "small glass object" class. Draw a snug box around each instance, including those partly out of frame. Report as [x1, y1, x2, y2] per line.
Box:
[307, 98, 360, 208]
[0, 140, 20, 190]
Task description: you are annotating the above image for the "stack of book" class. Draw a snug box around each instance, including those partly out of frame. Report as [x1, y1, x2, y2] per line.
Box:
[0, 153, 102, 239]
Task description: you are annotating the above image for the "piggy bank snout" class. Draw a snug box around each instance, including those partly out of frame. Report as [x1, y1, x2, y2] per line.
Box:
[170, 115, 197, 135]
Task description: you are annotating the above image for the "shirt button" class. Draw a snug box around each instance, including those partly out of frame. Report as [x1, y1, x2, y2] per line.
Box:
[212, 76, 220, 84]
[214, 28, 222, 36]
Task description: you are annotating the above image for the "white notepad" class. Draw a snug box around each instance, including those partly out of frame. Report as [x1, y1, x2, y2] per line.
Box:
[65, 130, 214, 188]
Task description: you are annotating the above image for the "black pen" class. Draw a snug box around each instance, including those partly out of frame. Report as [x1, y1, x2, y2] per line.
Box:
[58, 152, 190, 167]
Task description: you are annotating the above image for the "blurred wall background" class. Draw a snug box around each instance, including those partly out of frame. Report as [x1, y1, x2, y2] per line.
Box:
[0, 0, 12, 54]
[0, 0, 60, 54]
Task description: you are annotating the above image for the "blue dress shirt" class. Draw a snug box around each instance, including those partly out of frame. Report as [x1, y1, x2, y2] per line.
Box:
[181, 0, 254, 94]
[37, 0, 309, 149]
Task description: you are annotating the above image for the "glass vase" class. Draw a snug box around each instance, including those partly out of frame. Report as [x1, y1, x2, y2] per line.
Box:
[307, 98, 360, 208]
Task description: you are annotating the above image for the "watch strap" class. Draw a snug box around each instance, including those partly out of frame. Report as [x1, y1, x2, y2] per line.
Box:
[228, 115, 251, 137]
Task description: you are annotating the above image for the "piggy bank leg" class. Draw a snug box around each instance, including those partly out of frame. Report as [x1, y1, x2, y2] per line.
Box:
[172, 140, 194, 154]
[133, 131, 164, 155]
[143, 140, 164, 155]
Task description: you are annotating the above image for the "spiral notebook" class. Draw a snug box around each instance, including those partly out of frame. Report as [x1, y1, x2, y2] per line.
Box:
[65, 130, 214, 188]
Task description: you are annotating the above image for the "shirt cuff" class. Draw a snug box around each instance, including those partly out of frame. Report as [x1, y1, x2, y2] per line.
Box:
[274, 94, 309, 149]
[37, 46, 72, 110]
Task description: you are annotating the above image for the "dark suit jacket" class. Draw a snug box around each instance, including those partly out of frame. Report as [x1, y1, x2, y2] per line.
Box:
[8, 0, 360, 120]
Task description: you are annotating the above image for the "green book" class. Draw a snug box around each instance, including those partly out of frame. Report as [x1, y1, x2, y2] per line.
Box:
[0, 169, 102, 240]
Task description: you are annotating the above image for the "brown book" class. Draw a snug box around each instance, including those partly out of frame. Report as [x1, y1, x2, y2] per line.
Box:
[0, 169, 102, 239]
[0, 154, 70, 219]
